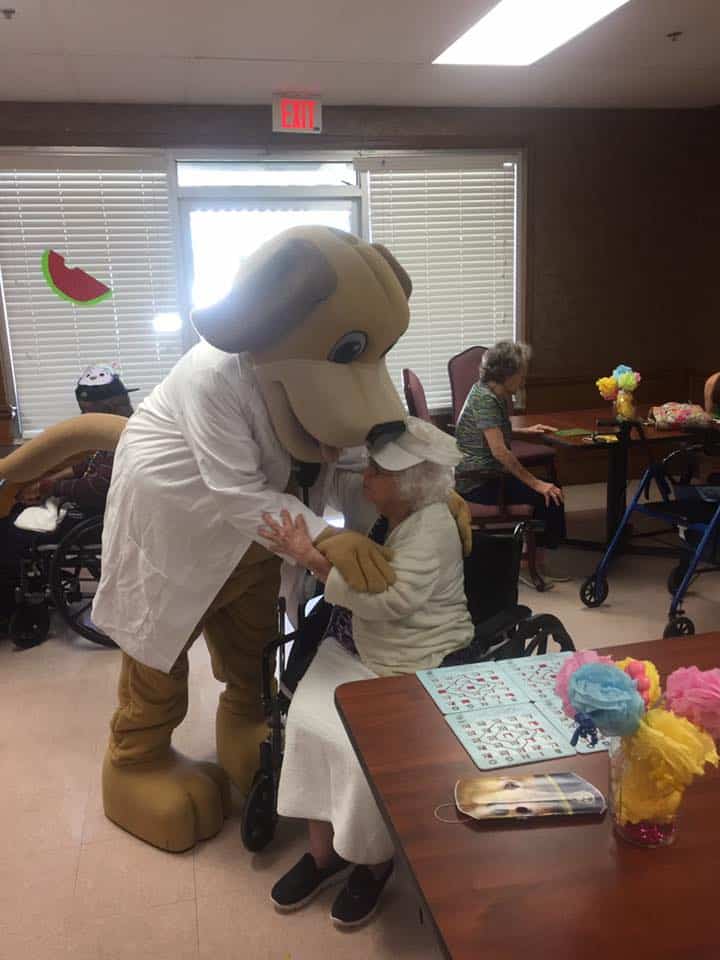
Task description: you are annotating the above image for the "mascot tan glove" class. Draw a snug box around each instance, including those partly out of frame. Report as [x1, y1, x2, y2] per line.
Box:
[448, 490, 473, 557]
[314, 528, 396, 594]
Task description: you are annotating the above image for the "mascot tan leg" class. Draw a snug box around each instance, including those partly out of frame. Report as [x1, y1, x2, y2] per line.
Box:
[102, 543, 280, 852]
[204, 544, 281, 795]
[103, 644, 232, 853]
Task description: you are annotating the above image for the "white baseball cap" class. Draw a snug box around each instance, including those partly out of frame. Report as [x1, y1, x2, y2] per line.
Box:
[369, 416, 462, 472]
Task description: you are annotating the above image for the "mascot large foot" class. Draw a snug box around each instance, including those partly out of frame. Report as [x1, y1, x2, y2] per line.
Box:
[103, 749, 231, 853]
[103, 553, 280, 851]
[216, 704, 267, 796]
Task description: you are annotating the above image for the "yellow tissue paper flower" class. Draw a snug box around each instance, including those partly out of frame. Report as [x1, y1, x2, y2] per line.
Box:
[596, 376, 618, 401]
[614, 756, 683, 824]
[615, 710, 718, 824]
[616, 658, 662, 707]
[633, 709, 718, 788]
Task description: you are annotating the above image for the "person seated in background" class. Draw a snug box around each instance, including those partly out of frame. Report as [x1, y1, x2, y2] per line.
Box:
[705, 372, 720, 419]
[15, 365, 135, 513]
[703, 371, 720, 484]
[454, 341, 567, 583]
[0, 366, 135, 630]
[258, 418, 474, 929]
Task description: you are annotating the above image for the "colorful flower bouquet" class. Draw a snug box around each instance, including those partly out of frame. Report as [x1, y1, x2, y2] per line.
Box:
[556, 652, 719, 846]
[596, 364, 642, 421]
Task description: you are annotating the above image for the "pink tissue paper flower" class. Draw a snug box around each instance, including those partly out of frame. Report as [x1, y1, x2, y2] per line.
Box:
[555, 649, 614, 718]
[666, 666, 720, 739]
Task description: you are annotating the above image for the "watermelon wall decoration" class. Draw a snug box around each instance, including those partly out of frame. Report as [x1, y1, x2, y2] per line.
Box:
[41, 250, 112, 306]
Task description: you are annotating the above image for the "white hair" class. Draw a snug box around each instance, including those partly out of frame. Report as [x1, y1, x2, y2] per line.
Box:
[392, 460, 455, 509]
[481, 340, 532, 385]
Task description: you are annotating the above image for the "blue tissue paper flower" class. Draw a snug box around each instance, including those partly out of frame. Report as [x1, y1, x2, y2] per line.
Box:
[612, 364, 633, 379]
[568, 663, 644, 737]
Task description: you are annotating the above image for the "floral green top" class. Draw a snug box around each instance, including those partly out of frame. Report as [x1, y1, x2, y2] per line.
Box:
[455, 382, 511, 491]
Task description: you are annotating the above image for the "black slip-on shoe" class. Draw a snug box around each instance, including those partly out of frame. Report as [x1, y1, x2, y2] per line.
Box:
[271, 852, 351, 912]
[330, 861, 394, 928]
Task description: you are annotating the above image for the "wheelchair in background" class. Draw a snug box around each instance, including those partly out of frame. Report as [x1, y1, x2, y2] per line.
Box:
[1, 505, 114, 649]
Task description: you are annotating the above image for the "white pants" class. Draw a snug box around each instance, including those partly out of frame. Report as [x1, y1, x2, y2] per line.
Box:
[277, 639, 395, 864]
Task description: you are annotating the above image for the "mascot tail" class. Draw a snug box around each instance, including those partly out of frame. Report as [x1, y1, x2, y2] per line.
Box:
[0, 413, 128, 518]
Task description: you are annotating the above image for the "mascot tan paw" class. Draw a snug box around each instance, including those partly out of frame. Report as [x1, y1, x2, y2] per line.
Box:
[315, 530, 396, 593]
[215, 702, 267, 796]
[102, 748, 231, 853]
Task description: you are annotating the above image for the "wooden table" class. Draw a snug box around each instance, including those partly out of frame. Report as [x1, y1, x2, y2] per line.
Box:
[336, 634, 720, 960]
[510, 406, 692, 547]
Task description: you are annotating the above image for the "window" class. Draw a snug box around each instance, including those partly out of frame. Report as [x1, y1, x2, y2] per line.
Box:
[176, 158, 361, 317]
[357, 153, 522, 410]
[177, 161, 356, 188]
[186, 203, 356, 311]
[0, 153, 183, 436]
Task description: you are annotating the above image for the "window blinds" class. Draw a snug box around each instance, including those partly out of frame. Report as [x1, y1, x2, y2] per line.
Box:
[0, 155, 183, 436]
[358, 155, 519, 411]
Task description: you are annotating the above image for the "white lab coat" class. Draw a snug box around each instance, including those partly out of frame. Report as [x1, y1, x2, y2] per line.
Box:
[92, 341, 374, 673]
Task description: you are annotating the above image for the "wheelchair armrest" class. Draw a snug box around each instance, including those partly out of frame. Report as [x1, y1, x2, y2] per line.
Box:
[513, 613, 576, 655]
[472, 605, 532, 645]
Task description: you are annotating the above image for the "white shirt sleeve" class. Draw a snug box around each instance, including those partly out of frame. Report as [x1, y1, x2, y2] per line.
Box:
[178, 366, 329, 545]
[324, 534, 439, 621]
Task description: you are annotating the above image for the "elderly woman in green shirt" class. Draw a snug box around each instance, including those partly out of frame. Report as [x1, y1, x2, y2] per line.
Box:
[455, 341, 566, 578]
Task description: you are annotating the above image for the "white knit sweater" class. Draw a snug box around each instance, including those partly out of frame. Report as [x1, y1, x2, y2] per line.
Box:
[323, 501, 474, 676]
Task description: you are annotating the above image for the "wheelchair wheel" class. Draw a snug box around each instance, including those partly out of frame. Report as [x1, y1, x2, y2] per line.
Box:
[663, 616, 695, 639]
[10, 603, 50, 649]
[49, 516, 116, 648]
[580, 576, 608, 608]
[241, 770, 277, 852]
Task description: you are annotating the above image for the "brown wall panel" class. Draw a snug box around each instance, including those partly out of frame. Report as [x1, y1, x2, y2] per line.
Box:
[0, 102, 718, 440]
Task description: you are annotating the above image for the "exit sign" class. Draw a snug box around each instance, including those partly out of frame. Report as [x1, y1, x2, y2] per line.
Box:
[272, 94, 322, 134]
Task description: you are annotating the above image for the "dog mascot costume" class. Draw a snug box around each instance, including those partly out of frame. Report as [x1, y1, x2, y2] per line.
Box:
[1, 227, 471, 852]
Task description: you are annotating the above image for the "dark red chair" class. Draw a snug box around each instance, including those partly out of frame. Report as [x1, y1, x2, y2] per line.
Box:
[448, 346, 486, 426]
[402, 368, 432, 422]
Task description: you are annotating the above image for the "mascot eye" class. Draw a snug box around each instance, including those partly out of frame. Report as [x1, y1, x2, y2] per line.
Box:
[327, 331, 368, 364]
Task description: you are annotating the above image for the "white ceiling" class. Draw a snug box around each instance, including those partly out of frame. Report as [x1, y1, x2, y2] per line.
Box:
[1, 0, 719, 108]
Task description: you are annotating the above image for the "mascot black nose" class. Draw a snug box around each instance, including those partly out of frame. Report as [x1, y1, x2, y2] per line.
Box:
[366, 421, 406, 447]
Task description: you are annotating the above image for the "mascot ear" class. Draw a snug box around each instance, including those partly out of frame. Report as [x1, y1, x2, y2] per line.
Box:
[371, 243, 412, 300]
[192, 237, 337, 354]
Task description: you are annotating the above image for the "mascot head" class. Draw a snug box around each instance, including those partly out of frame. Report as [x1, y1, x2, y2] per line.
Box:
[191, 226, 411, 462]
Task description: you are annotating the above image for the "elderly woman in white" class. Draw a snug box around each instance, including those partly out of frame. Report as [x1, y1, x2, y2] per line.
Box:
[258, 417, 474, 928]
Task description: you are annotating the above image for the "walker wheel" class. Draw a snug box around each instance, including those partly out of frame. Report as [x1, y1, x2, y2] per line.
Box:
[663, 616, 695, 639]
[241, 771, 277, 852]
[580, 576, 608, 608]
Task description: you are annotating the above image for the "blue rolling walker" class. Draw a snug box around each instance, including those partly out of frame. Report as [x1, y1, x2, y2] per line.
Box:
[580, 441, 720, 638]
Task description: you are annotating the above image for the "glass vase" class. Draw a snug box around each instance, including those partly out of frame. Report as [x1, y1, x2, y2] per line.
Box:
[614, 389, 636, 422]
[608, 737, 678, 847]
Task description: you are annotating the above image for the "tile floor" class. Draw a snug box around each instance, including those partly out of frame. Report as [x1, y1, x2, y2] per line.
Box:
[0, 483, 718, 959]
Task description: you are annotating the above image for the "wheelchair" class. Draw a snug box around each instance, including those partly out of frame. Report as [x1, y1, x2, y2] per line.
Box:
[580, 433, 720, 638]
[241, 523, 575, 852]
[1, 505, 114, 649]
